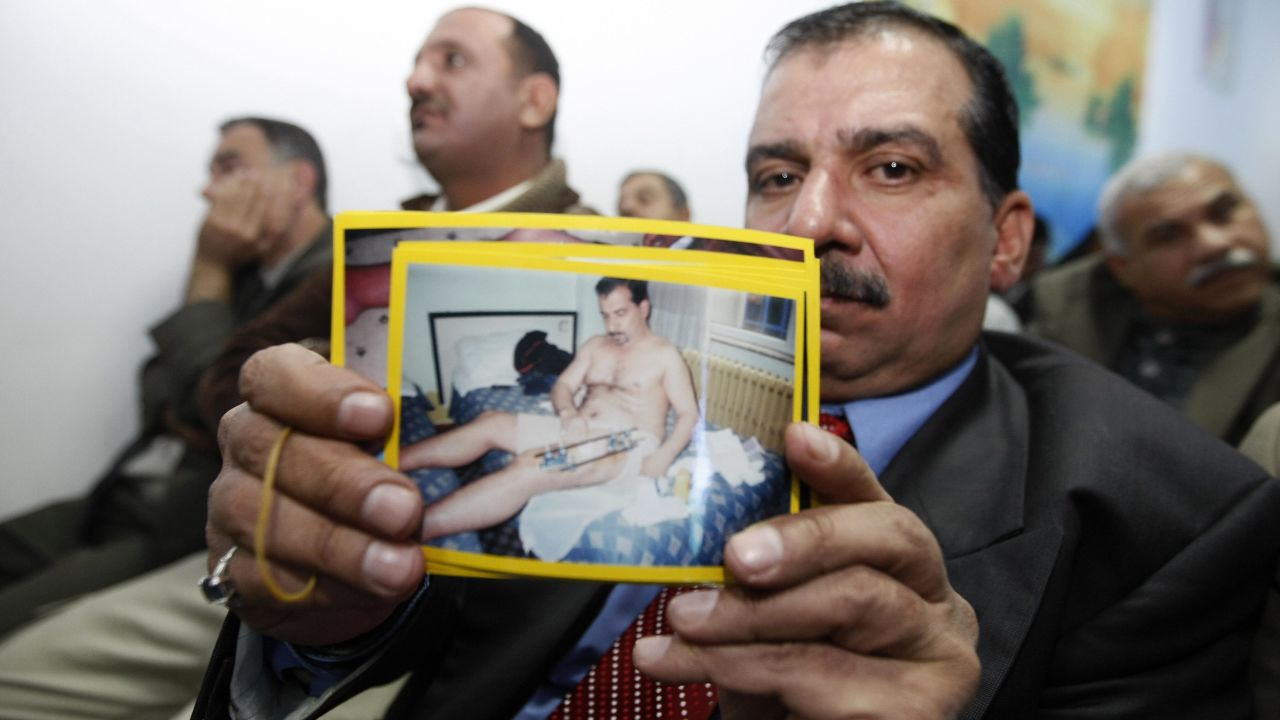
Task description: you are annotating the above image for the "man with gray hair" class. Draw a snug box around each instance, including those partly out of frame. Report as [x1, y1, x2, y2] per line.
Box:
[1033, 152, 1279, 443]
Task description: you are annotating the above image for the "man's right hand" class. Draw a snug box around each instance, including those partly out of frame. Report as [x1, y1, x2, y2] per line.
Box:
[196, 169, 291, 269]
[558, 411, 590, 444]
[206, 343, 425, 647]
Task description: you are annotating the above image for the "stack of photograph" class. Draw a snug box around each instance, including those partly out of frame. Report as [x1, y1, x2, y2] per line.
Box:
[332, 212, 819, 584]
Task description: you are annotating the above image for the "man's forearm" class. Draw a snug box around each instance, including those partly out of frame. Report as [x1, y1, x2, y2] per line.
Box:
[648, 411, 697, 477]
[185, 257, 235, 304]
[549, 381, 578, 417]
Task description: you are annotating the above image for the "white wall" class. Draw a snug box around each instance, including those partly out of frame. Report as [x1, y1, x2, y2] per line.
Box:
[0, 0, 832, 517]
[1139, 0, 1280, 252]
[2, 0, 1276, 516]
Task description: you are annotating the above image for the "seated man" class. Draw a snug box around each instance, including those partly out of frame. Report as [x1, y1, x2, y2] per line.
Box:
[617, 170, 695, 248]
[403, 278, 697, 541]
[0, 116, 331, 637]
[1032, 152, 1280, 443]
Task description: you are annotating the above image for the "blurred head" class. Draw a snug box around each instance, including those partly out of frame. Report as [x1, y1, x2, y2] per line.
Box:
[405, 7, 559, 179]
[204, 117, 326, 211]
[745, 1, 1033, 401]
[595, 277, 651, 346]
[618, 171, 690, 221]
[1100, 153, 1271, 325]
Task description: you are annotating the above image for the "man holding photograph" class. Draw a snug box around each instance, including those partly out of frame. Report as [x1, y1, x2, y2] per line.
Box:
[402, 278, 698, 545]
[192, 2, 1280, 719]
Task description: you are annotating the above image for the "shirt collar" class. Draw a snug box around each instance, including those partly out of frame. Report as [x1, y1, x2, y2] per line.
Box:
[428, 178, 535, 213]
[257, 236, 317, 290]
[830, 346, 978, 476]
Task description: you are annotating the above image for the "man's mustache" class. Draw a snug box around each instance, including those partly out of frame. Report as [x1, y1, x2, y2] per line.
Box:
[409, 97, 448, 120]
[820, 257, 891, 309]
[1186, 246, 1261, 288]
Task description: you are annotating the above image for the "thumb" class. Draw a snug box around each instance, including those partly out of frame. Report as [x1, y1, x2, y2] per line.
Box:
[784, 421, 890, 505]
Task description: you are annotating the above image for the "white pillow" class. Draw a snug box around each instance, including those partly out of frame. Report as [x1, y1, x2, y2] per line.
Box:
[450, 330, 527, 396]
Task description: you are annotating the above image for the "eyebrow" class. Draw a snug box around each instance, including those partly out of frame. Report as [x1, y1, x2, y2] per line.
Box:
[211, 150, 240, 167]
[744, 141, 806, 174]
[1141, 217, 1185, 241]
[837, 125, 943, 166]
[415, 38, 464, 62]
[745, 125, 944, 174]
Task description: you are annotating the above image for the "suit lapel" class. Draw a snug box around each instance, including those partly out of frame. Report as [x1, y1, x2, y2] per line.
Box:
[276, 227, 333, 291]
[880, 348, 1062, 718]
[235, 224, 334, 320]
[396, 576, 611, 720]
[1043, 258, 1133, 366]
[1081, 261, 1135, 367]
[1184, 285, 1280, 438]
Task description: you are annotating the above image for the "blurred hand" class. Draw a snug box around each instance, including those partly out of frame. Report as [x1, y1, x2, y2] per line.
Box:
[197, 168, 292, 269]
[634, 422, 980, 719]
[206, 343, 425, 646]
[639, 453, 669, 480]
[558, 413, 590, 445]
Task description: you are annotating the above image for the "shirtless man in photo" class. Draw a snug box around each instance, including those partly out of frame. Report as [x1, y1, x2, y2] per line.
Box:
[402, 277, 699, 541]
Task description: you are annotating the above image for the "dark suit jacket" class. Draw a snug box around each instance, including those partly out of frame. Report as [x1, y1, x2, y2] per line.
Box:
[1239, 404, 1280, 720]
[193, 332, 1280, 719]
[1030, 255, 1280, 444]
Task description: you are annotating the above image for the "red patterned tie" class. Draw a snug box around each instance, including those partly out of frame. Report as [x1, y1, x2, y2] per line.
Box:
[549, 586, 718, 719]
[818, 410, 856, 446]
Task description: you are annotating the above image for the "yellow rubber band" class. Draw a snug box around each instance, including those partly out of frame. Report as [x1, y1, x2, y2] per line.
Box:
[254, 426, 317, 603]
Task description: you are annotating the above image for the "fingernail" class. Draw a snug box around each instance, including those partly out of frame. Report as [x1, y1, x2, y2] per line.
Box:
[337, 392, 389, 436]
[729, 524, 784, 577]
[800, 421, 840, 463]
[633, 635, 671, 666]
[669, 589, 719, 625]
[362, 484, 420, 535]
[362, 541, 419, 595]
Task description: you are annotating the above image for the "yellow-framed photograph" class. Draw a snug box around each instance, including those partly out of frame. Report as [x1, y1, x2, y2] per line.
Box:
[330, 212, 818, 584]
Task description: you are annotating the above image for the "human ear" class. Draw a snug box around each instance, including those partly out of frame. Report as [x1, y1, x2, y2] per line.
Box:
[288, 160, 318, 207]
[988, 190, 1034, 292]
[1104, 254, 1133, 287]
[518, 73, 558, 133]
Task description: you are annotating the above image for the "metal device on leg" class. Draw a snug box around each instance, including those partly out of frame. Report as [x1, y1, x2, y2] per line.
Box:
[537, 428, 639, 471]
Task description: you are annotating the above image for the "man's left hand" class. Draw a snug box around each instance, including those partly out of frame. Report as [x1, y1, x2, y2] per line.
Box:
[639, 454, 669, 480]
[633, 422, 980, 719]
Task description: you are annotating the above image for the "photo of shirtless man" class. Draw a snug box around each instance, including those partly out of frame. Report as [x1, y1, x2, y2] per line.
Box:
[401, 277, 699, 542]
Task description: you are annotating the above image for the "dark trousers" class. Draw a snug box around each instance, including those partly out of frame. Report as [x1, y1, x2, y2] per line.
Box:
[0, 451, 217, 639]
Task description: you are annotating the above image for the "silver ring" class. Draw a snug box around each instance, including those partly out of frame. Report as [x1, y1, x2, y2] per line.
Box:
[199, 545, 240, 607]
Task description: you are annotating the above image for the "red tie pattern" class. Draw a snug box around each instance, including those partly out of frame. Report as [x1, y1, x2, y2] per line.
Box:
[549, 586, 718, 719]
[818, 410, 856, 446]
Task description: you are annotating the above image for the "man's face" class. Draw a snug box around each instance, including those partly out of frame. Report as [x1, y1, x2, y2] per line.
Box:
[618, 174, 688, 221]
[599, 286, 649, 346]
[1107, 160, 1270, 325]
[745, 32, 1026, 401]
[405, 8, 525, 174]
[201, 123, 278, 200]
